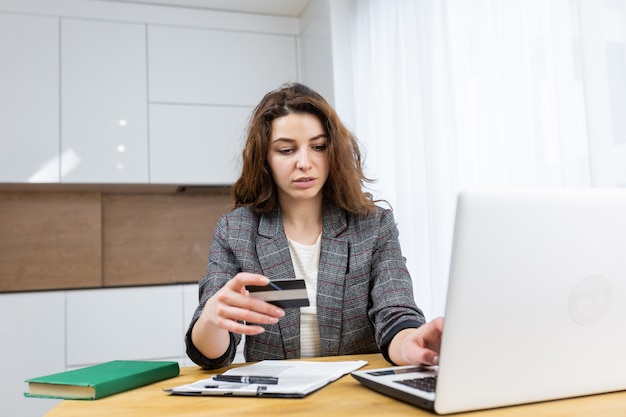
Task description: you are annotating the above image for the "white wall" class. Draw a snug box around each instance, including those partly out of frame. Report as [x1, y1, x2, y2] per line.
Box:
[328, 0, 357, 130]
[299, 0, 335, 105]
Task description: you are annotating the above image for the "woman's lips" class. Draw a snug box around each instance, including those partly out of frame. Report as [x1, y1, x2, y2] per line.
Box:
[294, 177, 316, 187]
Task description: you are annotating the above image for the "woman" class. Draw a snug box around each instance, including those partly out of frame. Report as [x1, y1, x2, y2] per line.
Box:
[186, 83, 443, 370]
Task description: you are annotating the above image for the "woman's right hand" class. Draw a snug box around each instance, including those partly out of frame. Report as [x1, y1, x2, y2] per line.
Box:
[200, 272, 285, 336]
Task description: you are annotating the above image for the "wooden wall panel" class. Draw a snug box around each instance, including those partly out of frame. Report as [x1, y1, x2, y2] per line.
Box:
[102, 192, 232, 287]
[0, 193, 102, 291]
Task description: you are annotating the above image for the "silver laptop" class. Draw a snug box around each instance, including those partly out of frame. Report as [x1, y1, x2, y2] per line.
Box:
[352, 189, 626, 414]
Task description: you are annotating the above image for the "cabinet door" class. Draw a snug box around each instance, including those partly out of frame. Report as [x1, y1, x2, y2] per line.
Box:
[0, 292, 64, 415]
[0, 13, 59, 182]
[148, 25, 297, 106]
[182, 283, 245, 364]
[149, 104, 250, 184]
[66, 286, 185, 366]
[61, 19, 148, 183]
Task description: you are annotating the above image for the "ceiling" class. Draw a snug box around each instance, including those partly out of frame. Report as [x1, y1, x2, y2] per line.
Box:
[92, 0, 312, 17]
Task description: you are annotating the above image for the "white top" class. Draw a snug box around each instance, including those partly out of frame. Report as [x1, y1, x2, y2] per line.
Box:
[287, 234, 322, 358]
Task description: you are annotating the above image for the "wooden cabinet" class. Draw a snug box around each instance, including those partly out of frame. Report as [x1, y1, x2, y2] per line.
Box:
[0, 188, 232, 293]
[0, 192, 102, 292]
[61, 19, 149, 183]
[0, 13, 59, 183]
[101, 192, 231, 287]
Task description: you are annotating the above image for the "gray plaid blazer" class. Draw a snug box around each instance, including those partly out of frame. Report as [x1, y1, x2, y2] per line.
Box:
[186, 202, 425, 369]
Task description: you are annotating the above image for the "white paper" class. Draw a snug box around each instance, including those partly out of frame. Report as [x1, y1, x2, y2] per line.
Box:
[166, 360, 368, 397]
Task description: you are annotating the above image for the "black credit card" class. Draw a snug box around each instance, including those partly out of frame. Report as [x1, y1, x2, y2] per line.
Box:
[247, 279, 310, 309]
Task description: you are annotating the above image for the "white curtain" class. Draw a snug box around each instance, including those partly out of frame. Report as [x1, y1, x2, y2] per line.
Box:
[346, 0, 626, 318]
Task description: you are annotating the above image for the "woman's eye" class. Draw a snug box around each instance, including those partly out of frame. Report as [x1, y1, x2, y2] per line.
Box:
[277, 148, 294, 154]
[312, 144, 327, 151]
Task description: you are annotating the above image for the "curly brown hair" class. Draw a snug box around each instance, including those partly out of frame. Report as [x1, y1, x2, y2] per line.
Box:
[231, 83, 375, 215]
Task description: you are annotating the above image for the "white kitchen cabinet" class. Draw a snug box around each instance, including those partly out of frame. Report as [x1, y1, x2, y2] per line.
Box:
[149, 104, 251, 184]
[183, 283, 244, 363]
[182, 283, 198, 326]
[0, 285, 193, 416]
[148, 25, 298, 106]
[147, 25, 299, 185]
[61, 18, 148, 183]
[0, 13, 59, 183]
[181, 283, 200, 367]
[1, 1, 330, 187]
[66, 286, 185, 366]
[0, 291, 64, 416]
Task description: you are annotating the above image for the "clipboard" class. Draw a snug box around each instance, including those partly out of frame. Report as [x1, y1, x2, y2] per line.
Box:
[165, 360, 367, 398]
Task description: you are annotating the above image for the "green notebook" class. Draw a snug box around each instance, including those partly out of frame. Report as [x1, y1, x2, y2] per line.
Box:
[25, 360, 180, 400]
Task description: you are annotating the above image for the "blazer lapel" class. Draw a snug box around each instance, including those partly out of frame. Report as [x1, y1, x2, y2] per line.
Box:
[256, 209, 301, 359]
[317, 204, 349, 356]
[255, 205, 350, 358]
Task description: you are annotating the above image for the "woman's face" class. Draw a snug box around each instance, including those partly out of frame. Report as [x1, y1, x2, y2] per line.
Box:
[267, 112, 329, 206]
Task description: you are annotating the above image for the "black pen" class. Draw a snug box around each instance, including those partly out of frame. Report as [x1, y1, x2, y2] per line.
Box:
[213, 374, 279, 385]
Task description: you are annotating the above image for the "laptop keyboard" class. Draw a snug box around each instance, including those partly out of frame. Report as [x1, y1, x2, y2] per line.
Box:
[395, 376, 437, 393]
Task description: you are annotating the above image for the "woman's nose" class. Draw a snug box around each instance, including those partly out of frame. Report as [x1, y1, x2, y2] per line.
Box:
[296, 150, 312, 169]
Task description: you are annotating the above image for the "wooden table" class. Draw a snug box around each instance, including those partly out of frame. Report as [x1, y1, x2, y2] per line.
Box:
[45, 354, 626, 416]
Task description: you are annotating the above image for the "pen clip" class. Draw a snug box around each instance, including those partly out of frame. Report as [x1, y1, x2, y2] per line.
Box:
[212, 374, 279, 385]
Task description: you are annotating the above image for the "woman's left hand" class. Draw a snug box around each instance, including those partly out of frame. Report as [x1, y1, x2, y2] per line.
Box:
[389, 317, 444, 366]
